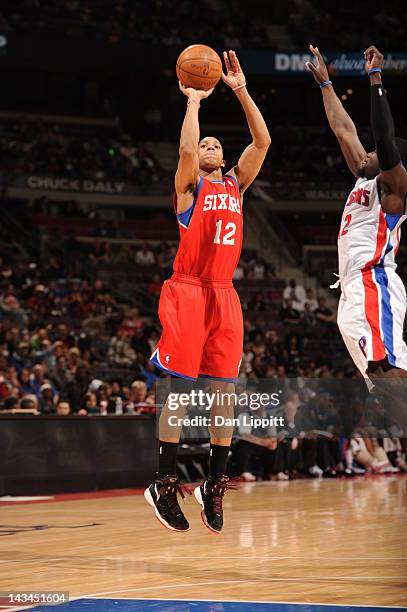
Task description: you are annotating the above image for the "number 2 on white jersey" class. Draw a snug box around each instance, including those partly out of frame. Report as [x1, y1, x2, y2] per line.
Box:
[340, 213, 352, 237]
[213, 220, 236, 245]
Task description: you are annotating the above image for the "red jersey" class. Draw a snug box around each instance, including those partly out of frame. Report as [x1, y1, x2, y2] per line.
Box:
[173, 174, 243, 281]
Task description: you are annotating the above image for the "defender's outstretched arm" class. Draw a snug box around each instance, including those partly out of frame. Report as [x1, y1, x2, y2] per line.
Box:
[175, 84, 213, 213]
[306, 45, 366, 177]
[222, 51, 271, 193]
[365, 45, 407, 215]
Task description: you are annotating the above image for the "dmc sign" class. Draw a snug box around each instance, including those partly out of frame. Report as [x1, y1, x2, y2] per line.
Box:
[275, 53, 312, 72]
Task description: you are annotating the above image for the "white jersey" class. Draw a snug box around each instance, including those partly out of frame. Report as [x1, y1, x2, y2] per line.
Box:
[338, 177, 406, 280]
[336, 176, 407, 377]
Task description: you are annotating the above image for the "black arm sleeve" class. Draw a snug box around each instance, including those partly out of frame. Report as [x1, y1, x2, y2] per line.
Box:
[371, 84, 401, 171]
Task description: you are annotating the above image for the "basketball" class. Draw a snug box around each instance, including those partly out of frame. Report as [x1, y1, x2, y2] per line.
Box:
[176, 44, 222, 91]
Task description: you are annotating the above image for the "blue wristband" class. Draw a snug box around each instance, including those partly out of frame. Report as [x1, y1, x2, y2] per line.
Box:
[320, 80, 332, 89]
[368, 68, 382, 75]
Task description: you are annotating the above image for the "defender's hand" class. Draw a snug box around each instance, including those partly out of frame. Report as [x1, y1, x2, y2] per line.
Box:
[222, 50, 246, 90]
[178, 81, 214, 101]
[306, 44, 330, 85]
[364, 45, 383, 73]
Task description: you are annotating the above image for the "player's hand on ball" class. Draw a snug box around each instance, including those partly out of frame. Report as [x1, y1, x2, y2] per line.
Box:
[364, 45, 383, 73]
[222, 50, 246, 90]
[306, 45, 329, 85]
[178, 81, 214, 101]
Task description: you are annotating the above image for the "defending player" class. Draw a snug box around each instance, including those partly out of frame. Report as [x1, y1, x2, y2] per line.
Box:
[306, 45, 407, 399]
[145, 51, 271, 532]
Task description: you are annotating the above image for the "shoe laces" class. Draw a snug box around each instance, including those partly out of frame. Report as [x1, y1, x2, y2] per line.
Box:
[206, 476, 240, 514]
[159, 477, 191, 513]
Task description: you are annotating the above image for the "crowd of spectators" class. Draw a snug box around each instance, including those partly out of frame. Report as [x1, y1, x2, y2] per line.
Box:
[1, 206, 405, 481]
[0, 116, 372, 196]
[0, 0, 271, 48]
[287, 0, 406, 51]
[229, 390, 407, 481]
[0, 119, 163, 185]
[3, 1, 405, 51]
[5, 114, 402, 200]
[0, 218, 336, 418]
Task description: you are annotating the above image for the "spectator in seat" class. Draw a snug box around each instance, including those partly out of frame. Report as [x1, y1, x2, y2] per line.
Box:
[232, 399, 280, 481]
[280, 298, 301, 325]
[0, 293, 27, 328]
[304, 288, 318, 311]
[80, 392, 100, 415]
[56, 401, 71, 416]
[233, 263, 245, 280]
[276, 399, 302, 478]
[125, 380, 151, 414]
[20, 396, 39, 414]
[18, 367, 36, 395]
[283, 279, 306, 309]
[11, 342, 33, 370]
[30, 364, 46, 398]
[135, 243, 155, 265]
[51, 356, 73, 392]
[89, 240, 111, 265]
[39, 383, 57, 414]
[1, 396, 20, 412]
[120, 307, 143, 336]
[266, 328, 283, 358]
[249, 292, 268, 312]
[302, 302, 317, 327]
[108, 328, 136, 367]
[252, 259, 265, 280]
[252, 332, 267, 356]
[314, 297, 335, 324]
[147, 273, 162, 299]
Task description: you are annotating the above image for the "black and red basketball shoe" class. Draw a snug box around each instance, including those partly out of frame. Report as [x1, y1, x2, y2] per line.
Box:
[144, 475, 190, 532]
[194, 475, 231, 534]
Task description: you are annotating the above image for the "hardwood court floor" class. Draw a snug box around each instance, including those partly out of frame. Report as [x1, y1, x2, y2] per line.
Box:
[1, 477, 406, 608]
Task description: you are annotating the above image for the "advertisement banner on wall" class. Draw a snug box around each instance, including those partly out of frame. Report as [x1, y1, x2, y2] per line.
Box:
[242, 51, 407, 76]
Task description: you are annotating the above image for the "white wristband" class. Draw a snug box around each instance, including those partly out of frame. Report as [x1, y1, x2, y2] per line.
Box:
[232, 82, 247, 92]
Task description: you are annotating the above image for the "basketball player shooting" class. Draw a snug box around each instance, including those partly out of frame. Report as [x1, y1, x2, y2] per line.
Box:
[145, 50, 271, 532]
[306, 45, 407, 413]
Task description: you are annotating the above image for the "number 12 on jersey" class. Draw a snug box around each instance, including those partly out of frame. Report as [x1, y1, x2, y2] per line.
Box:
[213, 220, 236, 245]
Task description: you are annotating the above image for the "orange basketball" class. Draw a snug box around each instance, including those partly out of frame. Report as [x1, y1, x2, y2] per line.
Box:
[176, 44, 222, 91]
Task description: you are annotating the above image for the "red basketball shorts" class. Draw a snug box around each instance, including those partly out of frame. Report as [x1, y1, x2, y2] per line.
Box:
[150, 272, 243, 380]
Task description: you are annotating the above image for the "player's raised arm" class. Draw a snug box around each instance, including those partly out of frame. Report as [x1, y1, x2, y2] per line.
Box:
[306, 45, 366, 177]
[365, 45, 407, 215]
[175, 84, 214, 213]
[222, 51, 271, 194]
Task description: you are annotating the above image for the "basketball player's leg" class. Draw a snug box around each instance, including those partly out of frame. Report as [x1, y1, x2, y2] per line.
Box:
[194, 379, 236, 533]
[194, 286, 243, 533]
[365, 270, 407, 430]
[339, 272, 407, 430]
[150, 278, 206, 379]
[145, 279, 206, 531]
[337, 282, 374, 387]
[144, 376, 195, 531]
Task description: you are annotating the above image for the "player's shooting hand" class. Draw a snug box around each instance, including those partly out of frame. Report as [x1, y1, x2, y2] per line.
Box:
[178, 81, 214, 101]
[364, 45, 383, 73]
[222, 50, 246, 90]
[305, 45, 329, 85]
